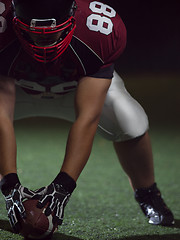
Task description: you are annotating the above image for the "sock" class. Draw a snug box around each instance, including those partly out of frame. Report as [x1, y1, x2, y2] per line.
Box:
[53, 172, 76, 193]
[0, 173, 20, 195]
[136, 183, 157, 192]
[135, 183, 158, 200]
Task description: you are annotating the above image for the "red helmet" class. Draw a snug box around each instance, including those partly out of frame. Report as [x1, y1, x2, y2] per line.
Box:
[12, 0, 76, 63]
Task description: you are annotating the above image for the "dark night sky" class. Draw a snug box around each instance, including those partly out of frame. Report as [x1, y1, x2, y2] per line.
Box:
[105, 1, 180, 73]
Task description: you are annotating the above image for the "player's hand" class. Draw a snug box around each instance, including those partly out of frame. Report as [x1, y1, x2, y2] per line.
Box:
[37, 183, 71, 225]
[2, 183, 45, 233]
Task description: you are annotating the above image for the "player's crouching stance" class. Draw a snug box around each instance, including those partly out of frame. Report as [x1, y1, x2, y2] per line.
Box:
[0, 0, 174, 236]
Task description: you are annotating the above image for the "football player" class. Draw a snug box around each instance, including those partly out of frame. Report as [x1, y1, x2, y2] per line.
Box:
[0, 0, 174, 234]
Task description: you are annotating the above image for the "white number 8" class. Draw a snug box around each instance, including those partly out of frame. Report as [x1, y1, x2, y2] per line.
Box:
[87, 1, 116, 35]
[0, 1, 7, 33]
[89, 1, 116, 18]
[87, 14, 113, 35]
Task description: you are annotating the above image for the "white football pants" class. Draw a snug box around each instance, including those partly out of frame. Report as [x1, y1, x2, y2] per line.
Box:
[14, 71, 149, 142]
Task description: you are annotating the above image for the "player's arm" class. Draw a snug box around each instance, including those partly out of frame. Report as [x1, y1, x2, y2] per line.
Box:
[37, 76, 112, 225]
[0, 75, 16, 176]
[0, 75, 44, 233]
[60, 76, 111, 180]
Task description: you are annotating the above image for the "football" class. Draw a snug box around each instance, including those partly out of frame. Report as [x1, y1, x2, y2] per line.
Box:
[20, 199, 57, 239]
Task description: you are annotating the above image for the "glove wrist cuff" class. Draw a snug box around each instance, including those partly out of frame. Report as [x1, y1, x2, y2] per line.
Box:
[0, 173, 20, 195]
[53, 172, 76, 194]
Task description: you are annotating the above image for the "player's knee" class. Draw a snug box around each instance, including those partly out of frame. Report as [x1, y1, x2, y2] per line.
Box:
[98, 119, 149, 142]
[117, 109, 149, 141]
[97, 100, 149, 142]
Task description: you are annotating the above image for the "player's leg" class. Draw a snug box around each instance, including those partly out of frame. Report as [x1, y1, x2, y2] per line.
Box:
[97, 71, 174, 225]
[113, 132, 154, 190]
[98, 71, 154, 189]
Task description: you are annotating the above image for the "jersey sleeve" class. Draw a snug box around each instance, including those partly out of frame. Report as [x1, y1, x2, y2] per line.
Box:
[0, 0, 16, 51]
[74, 0, 127, 67]
[89, 63, 114, 79]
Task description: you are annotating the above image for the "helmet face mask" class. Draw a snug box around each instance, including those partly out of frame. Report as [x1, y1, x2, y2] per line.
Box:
[27, 18, 63, 47]
[12, 0, 76, 63]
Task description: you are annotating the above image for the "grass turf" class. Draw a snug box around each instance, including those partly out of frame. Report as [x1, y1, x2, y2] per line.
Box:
[0, 73, 179, 240]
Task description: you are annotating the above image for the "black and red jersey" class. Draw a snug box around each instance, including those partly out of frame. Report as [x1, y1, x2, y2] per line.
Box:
[0, 0, 126, 93]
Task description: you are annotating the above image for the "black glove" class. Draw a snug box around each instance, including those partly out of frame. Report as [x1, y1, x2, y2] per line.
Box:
[37, 183, 71, 225]
[2, 183, 45, 233]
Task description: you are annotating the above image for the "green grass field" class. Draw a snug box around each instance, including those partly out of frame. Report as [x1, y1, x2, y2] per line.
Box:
[0, 73, 179, 240]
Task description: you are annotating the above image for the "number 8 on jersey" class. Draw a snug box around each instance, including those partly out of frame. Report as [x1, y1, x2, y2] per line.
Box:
[86, 1, 116, 35]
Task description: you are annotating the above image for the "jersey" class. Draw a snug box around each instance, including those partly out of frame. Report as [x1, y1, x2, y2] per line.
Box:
[0, 0, 127, 96]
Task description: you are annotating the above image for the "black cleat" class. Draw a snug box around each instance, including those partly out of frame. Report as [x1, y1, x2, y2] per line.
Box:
[135, 183, 174, 226]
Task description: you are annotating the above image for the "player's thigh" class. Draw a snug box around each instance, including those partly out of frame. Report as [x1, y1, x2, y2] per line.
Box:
[14, 86, 76, 121]
[97, 71, 149, 142]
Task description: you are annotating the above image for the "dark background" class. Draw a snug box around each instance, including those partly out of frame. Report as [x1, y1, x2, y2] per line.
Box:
[105, 1, 180, 73]
[103, 1, 180, 126]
